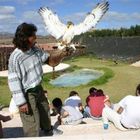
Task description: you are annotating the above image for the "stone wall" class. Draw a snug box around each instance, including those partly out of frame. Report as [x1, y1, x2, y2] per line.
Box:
[81, 36, 140, 61]
[0, 36, 140, 71]
[0, 46, 14, 71]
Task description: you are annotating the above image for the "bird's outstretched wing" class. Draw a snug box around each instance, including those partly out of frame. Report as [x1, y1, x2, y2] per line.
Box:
[38, 7, 67, 39]
[73, 1, 109, 36]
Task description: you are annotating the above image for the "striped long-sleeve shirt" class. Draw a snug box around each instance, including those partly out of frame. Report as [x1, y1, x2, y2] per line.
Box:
[8, 46, 49, 106]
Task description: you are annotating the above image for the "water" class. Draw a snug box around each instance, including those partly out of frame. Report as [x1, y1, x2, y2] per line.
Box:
[50, 69, 104, 87]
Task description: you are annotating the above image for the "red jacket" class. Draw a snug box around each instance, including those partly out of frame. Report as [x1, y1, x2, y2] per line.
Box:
[87, 96, 105, 117]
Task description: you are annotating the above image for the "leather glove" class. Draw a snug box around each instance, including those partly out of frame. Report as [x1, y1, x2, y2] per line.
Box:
[47, 47, 74, 67]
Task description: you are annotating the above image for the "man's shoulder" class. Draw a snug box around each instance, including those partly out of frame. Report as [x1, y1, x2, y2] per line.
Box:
[32, 45, 42, 52]
[119, 95, 135, 106]
[9, 48, 23, 60]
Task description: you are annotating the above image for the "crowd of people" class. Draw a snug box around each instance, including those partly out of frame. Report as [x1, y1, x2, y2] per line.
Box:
[0, 22, 140, 138]
[50, 85, 140, 132]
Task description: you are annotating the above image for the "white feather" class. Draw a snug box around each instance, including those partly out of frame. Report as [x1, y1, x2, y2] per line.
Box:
[38, 7, 67, 39]
[38, 1, 109, 44]
[73, 1, 109, 37]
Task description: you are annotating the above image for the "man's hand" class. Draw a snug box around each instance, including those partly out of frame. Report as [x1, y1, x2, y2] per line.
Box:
[19, 103, 29, 113]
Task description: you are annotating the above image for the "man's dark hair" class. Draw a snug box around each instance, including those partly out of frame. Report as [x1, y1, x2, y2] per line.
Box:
[69, 91, 78, 97]
[13, 22, 37, 51]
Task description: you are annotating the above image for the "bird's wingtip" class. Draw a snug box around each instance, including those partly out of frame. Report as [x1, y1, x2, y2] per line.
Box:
[38, 6, 50, 13]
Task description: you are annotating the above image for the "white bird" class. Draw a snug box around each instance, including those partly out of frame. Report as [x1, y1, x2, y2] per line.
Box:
[38, 1, 109, 50]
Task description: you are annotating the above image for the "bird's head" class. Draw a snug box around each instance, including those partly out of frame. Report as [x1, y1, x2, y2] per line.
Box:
[67, 21, 74, 28]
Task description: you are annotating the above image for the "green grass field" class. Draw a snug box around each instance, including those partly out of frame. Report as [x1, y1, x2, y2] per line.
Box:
[0, 55, 140, 106]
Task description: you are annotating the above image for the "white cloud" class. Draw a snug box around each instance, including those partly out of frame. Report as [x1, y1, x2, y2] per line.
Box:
[63, 12, 86, 24]
[85, 1, 97, 9]
[0, 6, 16, 23]
[22, 10, 47, 35]
[131, 12, 140, 21]
[0, 14, 15, 20]
[96, 10, 140, 29]
[0, 6, 15, 14]
[0, 6, 20, 33]
[49, 0, 64, 5]
[0, 0, 35, 5]
[23, 11, 39, 21]
[16, 0, 35, 5]
[119, 0, 130, 2]
[118, 0, 140, 3]
[106, 11, 140, 22]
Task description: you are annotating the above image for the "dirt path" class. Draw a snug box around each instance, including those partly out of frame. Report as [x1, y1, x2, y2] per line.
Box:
[0, 63, 70, 77]
[131, 60, 140, 67]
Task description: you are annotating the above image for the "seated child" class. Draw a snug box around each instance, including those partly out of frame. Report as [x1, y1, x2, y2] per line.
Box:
[52, 98, 83, 125]
[84, 88, 106, 119]
[64, 91, 84, 113]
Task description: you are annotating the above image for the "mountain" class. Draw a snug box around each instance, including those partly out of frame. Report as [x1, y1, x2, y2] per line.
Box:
[0, 32, 14, 38]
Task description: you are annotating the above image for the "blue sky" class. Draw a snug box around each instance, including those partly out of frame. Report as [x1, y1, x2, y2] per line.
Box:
[0, 0, 140, 36]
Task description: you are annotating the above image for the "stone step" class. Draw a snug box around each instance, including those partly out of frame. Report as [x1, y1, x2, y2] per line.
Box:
[1, 108, 140, 140]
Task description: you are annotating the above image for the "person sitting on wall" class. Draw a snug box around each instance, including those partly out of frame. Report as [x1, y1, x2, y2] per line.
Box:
[64, 91, 84, 113]
[52, 97, 83, 126]
[84, 88, 108, 119]
[102, 84, 140, 131]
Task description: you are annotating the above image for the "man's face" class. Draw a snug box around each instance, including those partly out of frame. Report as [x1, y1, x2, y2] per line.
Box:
[28, 32, 37, 47]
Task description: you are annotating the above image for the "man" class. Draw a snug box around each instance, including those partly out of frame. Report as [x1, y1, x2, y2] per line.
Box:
[8, 22, 73, 137]
[102, 84, 140, 130]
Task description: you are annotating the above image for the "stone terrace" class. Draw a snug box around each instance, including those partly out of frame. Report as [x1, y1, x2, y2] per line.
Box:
[1, 108, 140, 140]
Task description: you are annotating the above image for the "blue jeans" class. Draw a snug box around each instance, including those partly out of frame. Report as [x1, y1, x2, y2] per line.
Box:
[83, 106, 102, 120]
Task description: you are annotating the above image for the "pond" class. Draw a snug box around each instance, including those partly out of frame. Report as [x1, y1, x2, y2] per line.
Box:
[50, 69, 104, 87]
